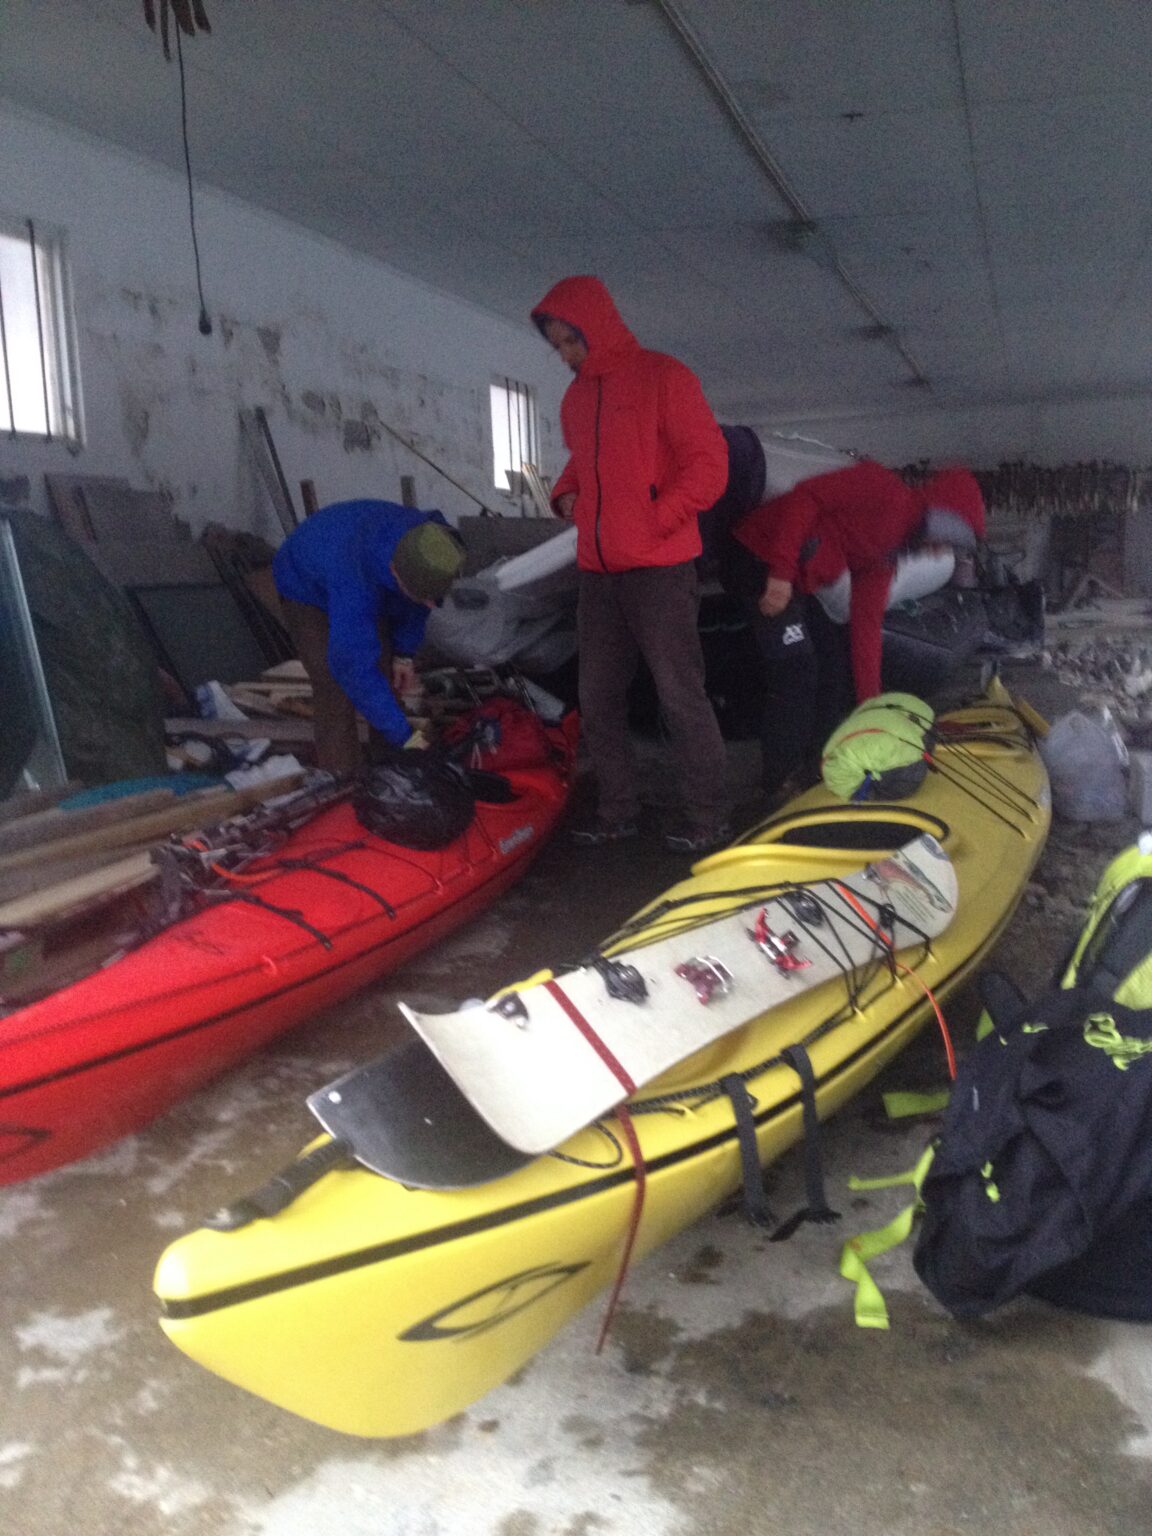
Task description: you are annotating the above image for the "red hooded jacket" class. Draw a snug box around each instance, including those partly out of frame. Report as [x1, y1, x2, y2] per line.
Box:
[733, 461, 985, 702]
[531, 276, 728, 572]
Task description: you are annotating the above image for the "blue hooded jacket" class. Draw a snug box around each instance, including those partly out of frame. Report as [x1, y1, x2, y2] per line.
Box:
[272, 500, 449, 743]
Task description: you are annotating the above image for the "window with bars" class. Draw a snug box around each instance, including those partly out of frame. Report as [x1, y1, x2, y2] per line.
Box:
[0, 217, 80, 443]
[490, 377, 539, 494]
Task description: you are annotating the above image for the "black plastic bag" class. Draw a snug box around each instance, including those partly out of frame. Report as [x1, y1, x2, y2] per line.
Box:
[354, 755, 475, 850]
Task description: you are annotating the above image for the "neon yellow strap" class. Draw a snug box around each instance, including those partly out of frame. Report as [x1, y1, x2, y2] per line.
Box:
[1083, 1011, 1152, 1070]
[882, 1089, 951, 1119]
[838, 1145, 936, 1329]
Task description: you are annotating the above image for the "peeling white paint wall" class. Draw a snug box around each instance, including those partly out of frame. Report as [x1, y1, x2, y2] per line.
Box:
[0, 102, 567, 536]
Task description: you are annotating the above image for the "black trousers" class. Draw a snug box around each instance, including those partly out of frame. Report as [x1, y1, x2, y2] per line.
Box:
[722, 542, 855, 793]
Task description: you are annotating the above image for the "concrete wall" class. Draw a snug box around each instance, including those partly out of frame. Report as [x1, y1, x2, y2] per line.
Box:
[753, 397, 1152, 591]
[751, 394, 1152, 470]
[0, 102, 567, 539]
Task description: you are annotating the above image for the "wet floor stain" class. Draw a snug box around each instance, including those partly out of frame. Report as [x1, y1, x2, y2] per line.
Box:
[622, 1296, 1152, 1536]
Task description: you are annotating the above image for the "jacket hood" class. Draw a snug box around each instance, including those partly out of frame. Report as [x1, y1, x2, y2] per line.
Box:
[531, 275, 639, 373]
[919, 468, 986, 540]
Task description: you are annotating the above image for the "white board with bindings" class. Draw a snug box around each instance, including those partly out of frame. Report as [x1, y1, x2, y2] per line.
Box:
[399, 833, 957, 1156]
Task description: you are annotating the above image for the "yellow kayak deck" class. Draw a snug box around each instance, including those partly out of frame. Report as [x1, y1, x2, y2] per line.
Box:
[155, 697, 1049, 1436]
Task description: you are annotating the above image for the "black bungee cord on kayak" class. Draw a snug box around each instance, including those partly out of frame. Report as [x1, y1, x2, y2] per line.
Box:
[605, 883, 936, 1237]
[197, 887, 334, 949]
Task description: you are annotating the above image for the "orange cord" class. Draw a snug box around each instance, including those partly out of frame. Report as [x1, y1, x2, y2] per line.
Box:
[833, 881, 957, 1081]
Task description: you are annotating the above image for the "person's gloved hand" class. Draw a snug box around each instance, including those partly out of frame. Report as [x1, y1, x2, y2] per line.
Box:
[403, 729, 430, 751]
[759, 576, 794, 619]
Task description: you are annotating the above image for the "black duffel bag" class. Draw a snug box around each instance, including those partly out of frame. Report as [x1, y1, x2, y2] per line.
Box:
[354, 754, 475, 850]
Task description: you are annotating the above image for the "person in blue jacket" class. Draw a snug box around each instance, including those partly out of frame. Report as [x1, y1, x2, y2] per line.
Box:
[272, 500, 466, 774]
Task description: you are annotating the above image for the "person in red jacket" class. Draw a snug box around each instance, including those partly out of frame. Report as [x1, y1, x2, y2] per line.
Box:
[531, 275, 731, 851]
[727, 460, 986, 793]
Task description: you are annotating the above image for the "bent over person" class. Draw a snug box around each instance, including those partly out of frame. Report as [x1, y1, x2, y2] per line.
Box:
[531, 275, 731, 853]
[728, 461, 986, 795]
[272, 499, 465, 774]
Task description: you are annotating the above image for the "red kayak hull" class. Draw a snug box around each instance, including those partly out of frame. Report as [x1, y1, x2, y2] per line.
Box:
[0, 733, 575, 1183]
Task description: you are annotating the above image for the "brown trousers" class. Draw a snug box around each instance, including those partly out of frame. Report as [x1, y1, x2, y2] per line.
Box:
[281, 598, 391, 775]
[576, 563, 729, 827]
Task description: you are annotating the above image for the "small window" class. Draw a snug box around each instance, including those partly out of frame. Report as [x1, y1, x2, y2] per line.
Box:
[0, 217, 80, 443]
[490, 378, 539, 494]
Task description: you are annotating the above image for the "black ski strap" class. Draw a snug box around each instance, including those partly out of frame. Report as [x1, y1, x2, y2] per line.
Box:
[720, 1074, 777, 1229]
[202, 1138, 354, 1230]
[771, 1044, 841, 1240]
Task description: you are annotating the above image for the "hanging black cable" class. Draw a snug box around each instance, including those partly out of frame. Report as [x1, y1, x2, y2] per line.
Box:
[175, 24, 213, 336]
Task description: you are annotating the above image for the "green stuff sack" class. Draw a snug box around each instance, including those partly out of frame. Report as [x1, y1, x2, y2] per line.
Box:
[821, 693, 934, 802]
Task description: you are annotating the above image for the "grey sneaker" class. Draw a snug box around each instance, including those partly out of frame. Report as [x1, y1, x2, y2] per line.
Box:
[570, 818, 640, 847]
[662, 821, 731, 855]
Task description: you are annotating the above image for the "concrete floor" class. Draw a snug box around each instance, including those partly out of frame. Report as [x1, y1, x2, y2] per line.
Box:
[3, 675, 1152, 1536]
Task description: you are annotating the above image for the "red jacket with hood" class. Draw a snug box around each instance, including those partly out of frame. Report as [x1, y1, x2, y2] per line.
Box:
[733, 460, 985, 702]
[531, 276, 728, 572]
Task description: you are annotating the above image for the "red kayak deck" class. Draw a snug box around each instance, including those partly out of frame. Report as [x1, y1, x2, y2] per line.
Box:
[0, 736, 575, 1184]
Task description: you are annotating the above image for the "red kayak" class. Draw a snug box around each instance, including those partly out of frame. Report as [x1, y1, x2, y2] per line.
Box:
[0, 711, 577, 1184]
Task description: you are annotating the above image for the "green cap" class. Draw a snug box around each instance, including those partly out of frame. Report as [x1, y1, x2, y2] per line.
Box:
[392, 522, 465, 603]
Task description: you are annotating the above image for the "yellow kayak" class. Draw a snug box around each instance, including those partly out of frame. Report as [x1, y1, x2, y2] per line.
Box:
[155, 693, 1049, 1437]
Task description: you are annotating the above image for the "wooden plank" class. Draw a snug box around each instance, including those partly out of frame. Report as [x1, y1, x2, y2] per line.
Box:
[224, 689, 285, 718]
[87, 539, 220, 588]
[0, 781, 86, 828]
[0, 852, 157, 930]
[0, 789, 176, 857]
[0, 849, 161, 906]
[0, 776, 303, 874]
[167, 717, 315, 743]
[44, 472, 131, 543]
[261, 659, 309, 682]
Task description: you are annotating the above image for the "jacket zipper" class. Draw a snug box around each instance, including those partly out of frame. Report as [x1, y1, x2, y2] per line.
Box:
[593, 378, 606, 571]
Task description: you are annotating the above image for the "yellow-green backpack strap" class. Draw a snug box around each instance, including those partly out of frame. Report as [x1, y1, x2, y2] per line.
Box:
[882, 1089, 951, 1118]
[838, 1144, 936, 1329]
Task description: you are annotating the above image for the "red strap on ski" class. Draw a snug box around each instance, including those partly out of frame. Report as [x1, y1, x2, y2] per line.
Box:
[544, 978, 646, 1352]
[544, 979, 637, 1093]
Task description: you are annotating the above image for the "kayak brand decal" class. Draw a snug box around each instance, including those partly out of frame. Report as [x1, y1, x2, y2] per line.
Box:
[398, 1262, 589, 1342]
[864, 851, 951, 917]
[498, 824, 535, 857]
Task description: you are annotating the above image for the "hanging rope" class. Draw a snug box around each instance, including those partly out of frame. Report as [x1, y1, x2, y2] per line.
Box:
[144, 0, 214, 59]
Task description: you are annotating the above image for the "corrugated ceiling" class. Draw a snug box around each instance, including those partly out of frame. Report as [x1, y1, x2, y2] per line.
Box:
[2, 0, 1151, 425]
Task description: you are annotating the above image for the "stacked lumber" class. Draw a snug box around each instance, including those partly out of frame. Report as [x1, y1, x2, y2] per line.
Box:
[165, 660, 485, 757]
[0, 774, 302, 1009]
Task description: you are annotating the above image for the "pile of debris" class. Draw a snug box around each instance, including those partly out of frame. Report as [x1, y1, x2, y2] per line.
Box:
[1042, 631, 1152, 734]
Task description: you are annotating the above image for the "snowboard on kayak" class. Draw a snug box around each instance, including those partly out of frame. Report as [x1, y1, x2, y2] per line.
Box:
[399, 832, 957, 1156]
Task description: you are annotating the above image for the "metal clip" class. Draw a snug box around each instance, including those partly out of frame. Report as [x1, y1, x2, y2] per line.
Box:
[748, 909, 811, 975]
[782, 889, 825, 927]
[489, 992, 529, 1027]
[590, 956, 648, 1004]
[674, 956, 734, 1005]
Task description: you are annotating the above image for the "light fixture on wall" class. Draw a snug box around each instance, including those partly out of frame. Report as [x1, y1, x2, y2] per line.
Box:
[143, 0, 218, 335]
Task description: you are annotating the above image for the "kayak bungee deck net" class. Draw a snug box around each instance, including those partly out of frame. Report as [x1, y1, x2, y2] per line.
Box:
[0, 718, 576, 1183]
[155, 696, 1050, 1437]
